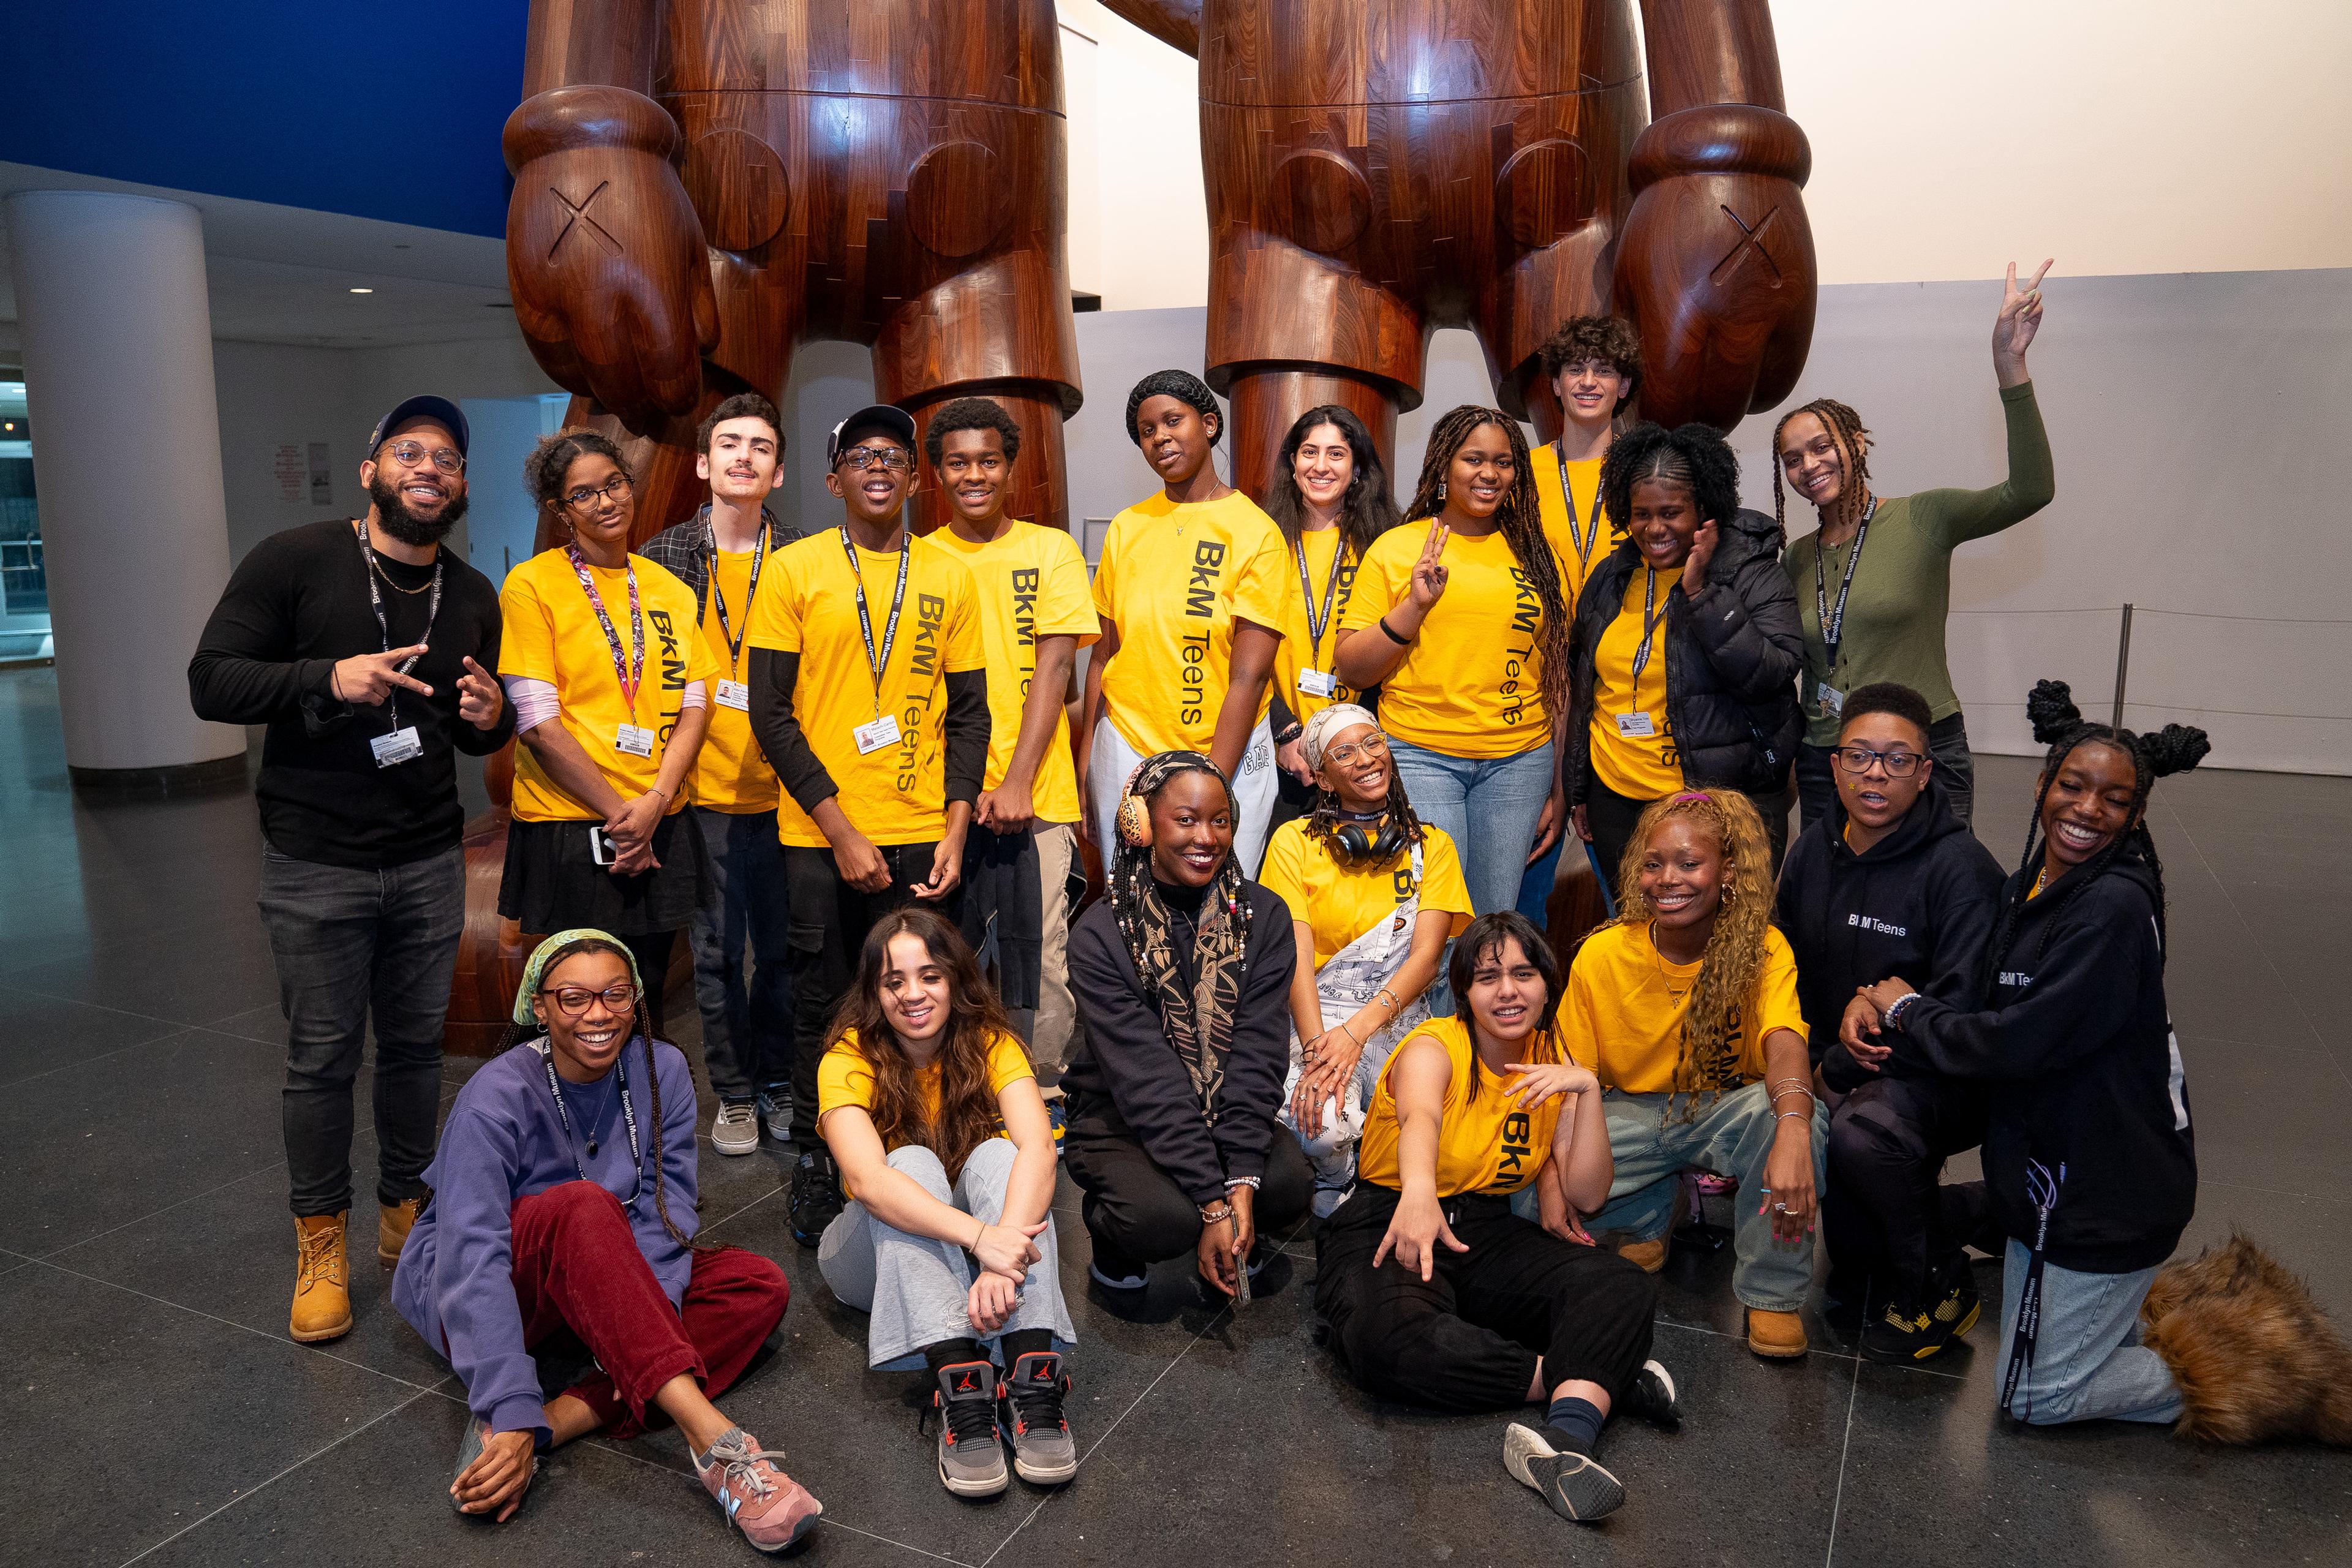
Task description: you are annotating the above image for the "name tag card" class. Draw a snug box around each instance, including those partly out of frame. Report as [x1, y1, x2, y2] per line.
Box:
[1297, 668, 1338, 699]
[1817, 684, 1845, 718]
[1615, 712, 1656, 739]
[614, 724, 656, 757]
[853, 713, 903, 755]
[371, 727, 423, 768]
[715, 680, 750, 712]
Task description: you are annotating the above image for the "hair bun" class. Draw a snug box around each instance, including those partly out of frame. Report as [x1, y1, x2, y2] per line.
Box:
[2024, 679, 2082, 745]
[2138, 724, 2211, 779]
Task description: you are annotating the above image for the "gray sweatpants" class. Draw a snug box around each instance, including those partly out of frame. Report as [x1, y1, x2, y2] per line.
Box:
[817, 1138, 1078, 1370]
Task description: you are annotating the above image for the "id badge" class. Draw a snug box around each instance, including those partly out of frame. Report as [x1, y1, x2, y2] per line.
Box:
[1297, 668, 1338, 699]
[853, 712, 903, 755]
[1818, 684, 1845, 718]
[1615, 712, 1656, 739]
[715, 680, 750, 712]
[370, 726, 423, 768]
[614, 723, 656, 757]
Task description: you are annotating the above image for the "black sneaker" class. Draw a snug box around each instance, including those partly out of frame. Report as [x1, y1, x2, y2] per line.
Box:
[1087, 1242, 1147, 1292]
[788, 1148, 843, 1248]
[1859, 1299, 1937, 1363]
[1502, 1423, 1627, 1523]
[932, 1361, 1009, 1497]
[1929, 1268, 1984, 1340]
[1618, 1359, 1681, 1432]
[1002, 1351, 1078, 1484]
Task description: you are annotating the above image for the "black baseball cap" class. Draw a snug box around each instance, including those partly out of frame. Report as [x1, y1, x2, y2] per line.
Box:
[369, 395, 470, 457]
[827, 403, 917, 465]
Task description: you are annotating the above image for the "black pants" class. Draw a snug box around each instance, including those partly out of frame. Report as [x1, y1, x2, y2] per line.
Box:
[1797, 712, 1975, 832]
[1315, 1183, 1658, 1412]
[1824, 1072, 1991, 1310]
[782, 842, 956, 1144]
[1061, 1095, 1313, 1264]
[620, 931, 678, 1041]
[1585, 778, 1792, 903]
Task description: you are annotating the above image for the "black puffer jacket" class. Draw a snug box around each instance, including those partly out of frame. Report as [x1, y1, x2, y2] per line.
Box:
[1565, 508, 1803, 804]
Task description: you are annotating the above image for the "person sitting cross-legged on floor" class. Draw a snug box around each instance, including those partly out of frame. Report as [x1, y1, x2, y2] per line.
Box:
[393, 930, 820, 1551]
[815, 908, 1079, 1499]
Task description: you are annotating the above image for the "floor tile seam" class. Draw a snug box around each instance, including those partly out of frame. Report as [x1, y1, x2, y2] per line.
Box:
[699, 1182, 784, 1233]
[0, 1030, 203, 1091]
[113, 1380, 449, 1568]
[1648, 1313, 1965, 1380]
[1820, 1343, 1865, 1568]
[33, 1159, 290, 1262]
[17, 984, 216, 1033]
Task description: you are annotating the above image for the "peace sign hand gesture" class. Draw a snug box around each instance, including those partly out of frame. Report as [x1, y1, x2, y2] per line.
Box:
[1993, 258, 2052, 384]
[330, 645, 433, 708]
[1408, 519, 1450, 612]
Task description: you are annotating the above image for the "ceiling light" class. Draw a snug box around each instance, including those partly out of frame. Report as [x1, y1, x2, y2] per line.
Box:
[349, 287, 374, 295]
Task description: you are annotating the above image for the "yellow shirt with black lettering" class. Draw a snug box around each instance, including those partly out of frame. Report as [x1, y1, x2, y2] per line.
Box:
[1532, 445, 1611, 611]
[929, 521, 1099, 826]
[1554, 919, 1808, 1094]
[1340, 526, 1549, 760]
[1270, 525, 1364, 725]
[1257, 820, 1474, 970]
[1355, 1017, 1563, 1197]
[1587, 565, 1684, 801]
[688, 548, 780, 814]
[816, 1027, 1035, 1144]
[744, 531, 985, 849]
[499, 549, 719, 823]
[1091, 490, 1287, 756]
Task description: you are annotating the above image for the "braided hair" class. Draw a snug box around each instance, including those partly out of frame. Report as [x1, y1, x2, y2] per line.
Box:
[1769, 398, 1873, 548]
[1400, 405, 1574, 728]
[1302, 761, 1430, 856]
[1263, 404, 1402, 562]
[1125, 369, 1222, 447]
[1597, 421, 1744, 557]
[1106, 750, 1254, 986]
[1983, 679, 2211, 993]
[499, 935, 707, 1255]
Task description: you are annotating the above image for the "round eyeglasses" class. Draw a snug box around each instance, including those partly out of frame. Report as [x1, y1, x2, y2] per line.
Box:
[382, 440, 466, 475]
[562, 475, 633, 511]
[1833, 745, 1922, 777]
[541, 982, 641, 1017]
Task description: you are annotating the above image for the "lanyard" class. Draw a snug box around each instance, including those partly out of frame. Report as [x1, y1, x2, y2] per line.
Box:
[839, 526, 912, 720]
[566, 543, 646, 709]
[704, 513, 770, 674]
[1293, 530, 1348, 667]
[351, 521, 442, 733]
[535, 1037, 644, 1202]
[1553, 447, 1599, 571]
[2000, 1157, 2065, 1421]
[1627, 568, 1672, 686]
[1812, 497, 1879, 677]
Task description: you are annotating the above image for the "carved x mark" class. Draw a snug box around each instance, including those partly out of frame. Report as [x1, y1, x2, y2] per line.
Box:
[1711, 203, 1784, 288]
[548, 181, 624, 261]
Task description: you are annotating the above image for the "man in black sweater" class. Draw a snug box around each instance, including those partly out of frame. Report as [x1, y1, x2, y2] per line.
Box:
[189, 396, 511, 1345]
[1773, 682, 2002, 1364]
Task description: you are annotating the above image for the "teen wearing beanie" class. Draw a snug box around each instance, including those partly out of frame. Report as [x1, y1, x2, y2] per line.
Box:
[394, 932, 818, 1550]
[815, 911, 1077, 1499]
[1774, 682, 2005, 1363]
[1085, 371, 1287, 873]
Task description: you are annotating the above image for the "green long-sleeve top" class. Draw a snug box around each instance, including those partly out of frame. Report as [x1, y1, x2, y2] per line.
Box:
[1781, 380, 2055, 747]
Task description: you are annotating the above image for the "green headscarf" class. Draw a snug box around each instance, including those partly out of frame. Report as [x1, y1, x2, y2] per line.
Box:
[511, 929, 643, 1025]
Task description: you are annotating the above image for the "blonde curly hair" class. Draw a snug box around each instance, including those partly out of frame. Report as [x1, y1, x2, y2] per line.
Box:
[1608, 789, 1777, 1121]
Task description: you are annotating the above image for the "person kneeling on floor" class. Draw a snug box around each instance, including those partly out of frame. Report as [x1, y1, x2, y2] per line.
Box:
[392, 931, 820, 1551]
[1556, 790, 1827, 1359]
[1317, 911, 1677, 1525]
[815, 909, 1079, 1498]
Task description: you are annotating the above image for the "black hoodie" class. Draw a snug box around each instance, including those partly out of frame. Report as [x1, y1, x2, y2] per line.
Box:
[1889, 854, 2195, 1274]
[1775, 771, 2005, 1082]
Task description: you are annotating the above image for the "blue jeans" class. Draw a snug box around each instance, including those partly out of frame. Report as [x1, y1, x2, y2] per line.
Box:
[257, 843, 464, 1216]
[1996, 1237, 2182, 1426]
[688, 805, 794, 1102]
[1387, 738, 1556, 918]
[1515, 835, 1563, 928]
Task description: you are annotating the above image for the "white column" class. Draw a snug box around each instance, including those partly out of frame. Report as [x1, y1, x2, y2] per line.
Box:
[6, 190, 245, 780]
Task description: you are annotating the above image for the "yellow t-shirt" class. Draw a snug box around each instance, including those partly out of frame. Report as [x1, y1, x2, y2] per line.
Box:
[1555, 920, 1808, 1095]
[688, 548, 781, 814]
[1340, 525, 1550, 760]
[1532, 445, 1611, 611]
[1586, 565, 1684, 801]
[1355, 1017, 1564, 1197]
[929, 521, 1099, 826]
[1091, 489, 1287, 756]
[1270, 525, 1365, 724]
[1257, 819, 1473, 970]
[744, 530, 986, 848]
[816, 1026, 1036, 1144]
[499, 549, 721, 823]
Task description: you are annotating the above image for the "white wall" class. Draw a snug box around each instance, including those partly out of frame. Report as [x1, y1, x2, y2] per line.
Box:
[1055, 0, 1208, 310]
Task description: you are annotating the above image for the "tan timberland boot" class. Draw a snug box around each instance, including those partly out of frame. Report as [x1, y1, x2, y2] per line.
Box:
[378, 1196, 425, 1267]
[290, 1212, 353, 1342]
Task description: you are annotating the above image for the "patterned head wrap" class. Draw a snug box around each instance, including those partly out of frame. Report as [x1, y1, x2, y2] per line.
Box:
[1300, 703, 1380, 773]
[511, 929, 643, 1025]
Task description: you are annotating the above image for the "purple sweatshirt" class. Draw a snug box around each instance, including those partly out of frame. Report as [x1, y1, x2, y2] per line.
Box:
[393, 1036, 700, 1441]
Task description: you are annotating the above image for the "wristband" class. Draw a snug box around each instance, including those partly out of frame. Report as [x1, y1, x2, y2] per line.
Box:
[1376, 616, 1411, 646]
[1227, 1174, 1262, 1191]
[1882, 991, 1923, 1031]
[1275, 722, 1304, 746]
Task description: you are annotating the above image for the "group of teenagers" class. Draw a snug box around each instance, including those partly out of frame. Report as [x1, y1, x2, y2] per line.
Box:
[190, 260, 2350, 1556]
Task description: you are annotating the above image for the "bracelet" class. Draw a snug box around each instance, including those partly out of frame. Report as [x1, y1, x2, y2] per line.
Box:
[1199, 1204, 1235, 1225]
[1227, 1175, 1262, 1191]
[1275, 722, 1304, 746]
[1882, 991, 1923, 1031]
[1376, 616, 1411, 646]
[970, 1217, 987, 1251]
[1336, 1021, 1363, 1050]
[1770, 1087, 1814, 1107]
[1777, 1110, 1811, 1125]
[1768, 1077, 1810, 1096]
[1374, 986, 1401, 1015]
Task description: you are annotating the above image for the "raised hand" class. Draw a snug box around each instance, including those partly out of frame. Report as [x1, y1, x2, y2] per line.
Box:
[456, 655, 504, 730]
[1407, 519, 1450, 612]
[1993, 258, 2052, 382]
[1683, 517, 1721, 594]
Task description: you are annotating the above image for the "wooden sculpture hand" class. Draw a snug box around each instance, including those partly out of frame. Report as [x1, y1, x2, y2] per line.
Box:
[503, 86, 720, 430]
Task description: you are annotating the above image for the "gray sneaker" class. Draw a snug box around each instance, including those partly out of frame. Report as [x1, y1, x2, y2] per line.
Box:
[756, 1085, 793, 1143]
[711, 1100, 759, 1158]
[932, 1361, 1009, 1496]
[1003, 1351, 1078, 1484]
[1502, 1422, 1626, 1523]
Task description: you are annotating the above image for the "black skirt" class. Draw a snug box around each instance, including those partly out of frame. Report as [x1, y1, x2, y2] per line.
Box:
[497, 810, 709, 937]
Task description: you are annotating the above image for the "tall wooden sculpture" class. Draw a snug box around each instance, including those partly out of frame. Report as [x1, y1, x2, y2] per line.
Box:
[1099, 0, 1817, 494]
[447, 0, 1087, 1050]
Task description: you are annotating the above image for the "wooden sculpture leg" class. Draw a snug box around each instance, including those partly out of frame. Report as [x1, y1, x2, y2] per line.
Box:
[1223, 366, 1400, 509]
[904, 383, 1073, 537]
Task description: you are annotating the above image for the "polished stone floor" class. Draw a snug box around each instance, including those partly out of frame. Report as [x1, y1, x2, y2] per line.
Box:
[3, 664, 2347, 1567]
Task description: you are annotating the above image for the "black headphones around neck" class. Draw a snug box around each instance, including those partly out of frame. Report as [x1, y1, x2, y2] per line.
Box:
[1330, 812, 1406, 867]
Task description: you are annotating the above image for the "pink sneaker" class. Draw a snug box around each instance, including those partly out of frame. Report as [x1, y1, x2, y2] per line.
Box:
[692, 1428, 821, 1553]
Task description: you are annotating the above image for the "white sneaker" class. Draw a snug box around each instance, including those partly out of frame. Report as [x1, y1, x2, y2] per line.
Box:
[712, 1101, 760, 1157]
